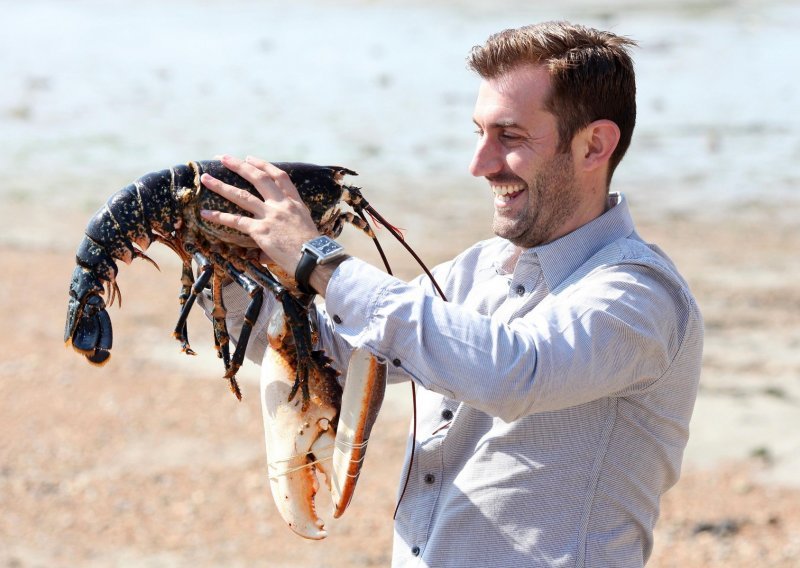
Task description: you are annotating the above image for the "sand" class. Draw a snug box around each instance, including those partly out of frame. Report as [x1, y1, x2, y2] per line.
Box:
[1, 196, 799, 567]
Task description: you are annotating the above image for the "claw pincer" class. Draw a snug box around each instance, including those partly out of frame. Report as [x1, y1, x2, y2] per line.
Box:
[262, 302, 387, 538]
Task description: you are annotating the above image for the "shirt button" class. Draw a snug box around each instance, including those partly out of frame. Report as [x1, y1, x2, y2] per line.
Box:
[392, 358, 402, 367]
[441, 409, 453, 420]
[515, 284, 526, 296]
[332, 314, 342, 324]
[411, 546, 421, 556]
[424, 473, 435, 484]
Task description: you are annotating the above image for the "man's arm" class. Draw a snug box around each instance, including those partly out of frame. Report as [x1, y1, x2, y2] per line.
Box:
[324, 258, 696, 421]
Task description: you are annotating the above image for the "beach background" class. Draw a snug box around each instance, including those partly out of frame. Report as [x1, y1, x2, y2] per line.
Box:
[1, 0, 799, 565]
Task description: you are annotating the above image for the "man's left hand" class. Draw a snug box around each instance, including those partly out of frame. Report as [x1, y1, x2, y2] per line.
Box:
[199, 154, 321, 275]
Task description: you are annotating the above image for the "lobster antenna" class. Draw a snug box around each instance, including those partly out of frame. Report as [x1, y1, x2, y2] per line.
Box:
[393, 380, 417, 520]
[357, 202, 445, 522]
[351, 191, 447, 521]
[363, 204, 447, 302]
[356, 210, 393, 276]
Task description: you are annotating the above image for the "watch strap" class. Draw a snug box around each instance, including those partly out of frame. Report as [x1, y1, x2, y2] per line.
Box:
[294, 249, 318, 295]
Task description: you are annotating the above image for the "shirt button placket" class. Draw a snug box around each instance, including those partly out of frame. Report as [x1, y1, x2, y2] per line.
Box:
[411, 430, 441, 560]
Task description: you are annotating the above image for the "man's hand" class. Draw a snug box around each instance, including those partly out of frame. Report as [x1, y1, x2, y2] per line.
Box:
[199, 154, 321, 277]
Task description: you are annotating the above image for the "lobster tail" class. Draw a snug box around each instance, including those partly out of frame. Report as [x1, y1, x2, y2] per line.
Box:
[65, 167, 182, 367]
[136, 168, 184, 236]
[65, 265, 113, 365]
[67, 293, 113, 365]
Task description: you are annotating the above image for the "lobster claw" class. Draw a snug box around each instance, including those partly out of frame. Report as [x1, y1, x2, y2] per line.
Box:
[260, 349, 336, 539]
[261, 303, 338, 540]
[260, 302, 387, 539]
[331, 349, 387, 518]
[65, 267, 113, 365]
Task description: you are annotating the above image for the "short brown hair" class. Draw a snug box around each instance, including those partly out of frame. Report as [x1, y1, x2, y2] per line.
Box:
[468, 21, 637, 185]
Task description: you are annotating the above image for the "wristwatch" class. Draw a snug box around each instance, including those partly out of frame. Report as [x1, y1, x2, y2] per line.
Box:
[294, 235, 347, 295]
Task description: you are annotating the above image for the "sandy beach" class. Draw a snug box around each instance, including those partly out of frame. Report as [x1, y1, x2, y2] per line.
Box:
[1, 194, 799, 566]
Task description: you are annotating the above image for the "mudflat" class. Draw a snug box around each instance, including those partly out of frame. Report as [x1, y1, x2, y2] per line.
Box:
[1, 198, 799, 567]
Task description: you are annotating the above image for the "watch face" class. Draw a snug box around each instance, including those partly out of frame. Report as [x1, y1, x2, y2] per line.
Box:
[307, 236, 345, 262]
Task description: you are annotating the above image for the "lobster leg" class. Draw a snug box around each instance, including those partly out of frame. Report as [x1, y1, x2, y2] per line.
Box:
[244, 262, 318, 410]
[176, 260, 194, 351]
[213, 256, 265, 398]
[175, 246, 237, 397]
[172, 251, 213, 355]
[210, 269, 232, 370]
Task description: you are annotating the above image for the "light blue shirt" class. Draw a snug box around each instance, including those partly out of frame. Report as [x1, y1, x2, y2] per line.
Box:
[215, 193, 703, 567]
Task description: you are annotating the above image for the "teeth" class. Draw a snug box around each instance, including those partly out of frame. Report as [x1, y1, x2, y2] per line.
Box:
[492, 184, 525, 197]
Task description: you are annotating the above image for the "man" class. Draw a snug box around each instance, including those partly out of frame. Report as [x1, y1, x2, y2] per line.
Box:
[199, 21, 703, 567]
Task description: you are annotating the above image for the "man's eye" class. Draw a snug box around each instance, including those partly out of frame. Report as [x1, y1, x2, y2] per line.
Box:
[474, 129, 484, 137]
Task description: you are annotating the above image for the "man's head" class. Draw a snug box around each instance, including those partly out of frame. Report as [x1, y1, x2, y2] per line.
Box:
[467, 22, 637, 247]
[468, 21, 637, 182]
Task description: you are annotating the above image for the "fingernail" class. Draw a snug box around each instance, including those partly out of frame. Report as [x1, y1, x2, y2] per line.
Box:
[200, 209, 210, 218]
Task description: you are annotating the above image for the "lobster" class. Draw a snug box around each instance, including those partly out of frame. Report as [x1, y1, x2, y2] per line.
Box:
[63, 159, 433, 538]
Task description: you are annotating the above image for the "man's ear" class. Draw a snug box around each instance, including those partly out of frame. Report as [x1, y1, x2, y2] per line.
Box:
[574, 119, 621, 173]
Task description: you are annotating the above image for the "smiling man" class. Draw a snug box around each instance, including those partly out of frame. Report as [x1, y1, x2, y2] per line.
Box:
[200, 21, 703, 567]
[472, 64, 612, 249]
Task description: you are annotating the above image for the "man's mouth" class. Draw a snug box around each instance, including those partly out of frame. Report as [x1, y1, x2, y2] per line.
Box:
[492, 183, 526, 204]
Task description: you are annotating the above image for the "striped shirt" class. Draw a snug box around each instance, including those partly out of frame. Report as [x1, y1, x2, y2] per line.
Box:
[213, 193, 703, 567]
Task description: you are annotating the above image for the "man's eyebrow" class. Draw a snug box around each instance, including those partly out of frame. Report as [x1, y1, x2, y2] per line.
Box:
[472, 118, 521, 129]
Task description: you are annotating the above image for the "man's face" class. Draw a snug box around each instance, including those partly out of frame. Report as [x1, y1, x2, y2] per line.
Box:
[470, 64, 582, 248]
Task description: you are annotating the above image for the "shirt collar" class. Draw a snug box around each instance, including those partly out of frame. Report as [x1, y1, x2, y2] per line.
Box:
[494, 193, 635, 290]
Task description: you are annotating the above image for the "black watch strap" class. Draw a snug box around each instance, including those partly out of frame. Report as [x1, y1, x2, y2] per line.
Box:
[294, 250, 318, 295]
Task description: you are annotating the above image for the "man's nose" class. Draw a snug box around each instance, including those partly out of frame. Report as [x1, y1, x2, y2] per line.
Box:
[469, 136, 503, 178]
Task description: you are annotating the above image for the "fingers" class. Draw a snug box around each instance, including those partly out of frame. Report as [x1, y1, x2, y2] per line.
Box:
[243, 156, 284, 180]
[243, 155, 270, 170]
[200, 153, 307, 236]
[216, 154, 290, 202]
[200, 171, 263, 214]
[199, 209, 251, 232]
[258, 250, 275, 265]
[244, 155, 303, 201]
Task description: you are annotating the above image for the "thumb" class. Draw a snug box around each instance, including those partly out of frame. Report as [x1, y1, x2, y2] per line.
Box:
[259, 251, 275, 265]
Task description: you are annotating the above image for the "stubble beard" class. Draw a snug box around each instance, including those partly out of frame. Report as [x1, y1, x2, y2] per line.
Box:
[492, 152, 581, 249]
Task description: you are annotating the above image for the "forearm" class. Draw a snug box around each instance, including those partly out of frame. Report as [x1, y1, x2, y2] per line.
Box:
[308, 255, 350, 298]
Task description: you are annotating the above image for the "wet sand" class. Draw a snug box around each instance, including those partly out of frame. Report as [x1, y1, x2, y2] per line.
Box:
[1, 197, 799, 566]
